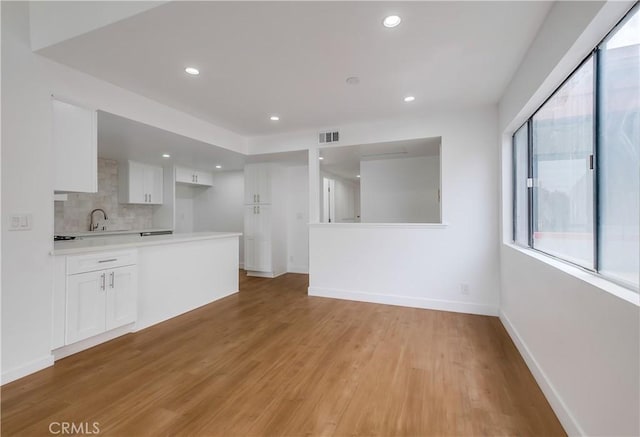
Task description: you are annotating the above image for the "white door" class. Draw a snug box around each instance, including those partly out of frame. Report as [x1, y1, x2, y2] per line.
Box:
[244, 205, 257, 270]
[146, 165, 163, 204]
[66, 270, 106, 344]
[256, 164, 271, 204]
[106, 266, 137, 331]
[52, 99, 97, 193]
[175, 166, 193, 184]
[195, 171, 213, 186]
[253, 205, 272, 272]
[244, 164, 256, 204]
[322, 178, 336, 223]
[128, 161, 147, 204]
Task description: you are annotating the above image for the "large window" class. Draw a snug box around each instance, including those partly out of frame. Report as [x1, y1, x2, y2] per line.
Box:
[513, 4, 639, 290]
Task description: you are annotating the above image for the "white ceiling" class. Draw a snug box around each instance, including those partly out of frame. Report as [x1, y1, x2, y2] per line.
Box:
[39, 1, 552, 136]
[321, 137, 440, 181]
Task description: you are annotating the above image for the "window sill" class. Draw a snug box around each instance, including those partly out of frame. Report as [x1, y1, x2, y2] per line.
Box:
[309, 222, 448, 230]
[504, 242, 639, 306]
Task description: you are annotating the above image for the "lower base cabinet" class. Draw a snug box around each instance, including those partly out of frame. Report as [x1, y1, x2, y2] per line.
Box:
[59, 250, 138, 346]
[66, 265, 137, 344]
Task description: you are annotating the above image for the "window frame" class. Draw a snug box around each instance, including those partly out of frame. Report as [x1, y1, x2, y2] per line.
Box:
[512, 2, 639, 292]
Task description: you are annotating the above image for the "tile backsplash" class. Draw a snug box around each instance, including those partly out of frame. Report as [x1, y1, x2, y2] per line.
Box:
[55, 159, 153, 233]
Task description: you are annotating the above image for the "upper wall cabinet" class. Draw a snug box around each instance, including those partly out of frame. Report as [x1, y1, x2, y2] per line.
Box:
[175, 166, 213, 187]
[118, 160, 163, 205]
[52, 98, 97, 193]
[244, 163, 271, 205]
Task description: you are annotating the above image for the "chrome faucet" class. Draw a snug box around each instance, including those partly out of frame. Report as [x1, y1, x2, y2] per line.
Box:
[89, 208, 108, 231]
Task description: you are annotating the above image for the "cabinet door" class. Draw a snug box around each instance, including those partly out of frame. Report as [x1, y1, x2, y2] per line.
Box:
[244, 205, 257, 238]
[66, 270, 106, 344]
[253, 205, 272, 272]
[52, 99, 97, 193]
[244, 238, 256, 271]
[175, 167, 193, 184]
[127, 161, 147, 203]
[244, 164, 258, 204]
[254, 240, 272, 272]
[106, 266, 137, 331]
[146, 165, 164, 204]
[195, 171, 213, 186]
[255, 204, 271, 240]
[256, 164, 271, 204]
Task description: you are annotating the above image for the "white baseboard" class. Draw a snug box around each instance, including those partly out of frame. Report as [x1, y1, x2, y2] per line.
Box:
[1, 354, 54, 385]
[246, 271, 287, 278]
[53, 323, 135, 361]
[499, 311, 581, 436]
[308, 287, 498, 316]
[287, 265, 309, 274]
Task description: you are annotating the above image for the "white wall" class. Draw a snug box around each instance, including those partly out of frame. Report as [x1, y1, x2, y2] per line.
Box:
[498, 1, 639, 436]
[305, 105, 499, 316]
[286, 166, 309, 273]
[0, 2, 245, 383]
[360, 155, 439, 223]
[193, 171, 245, 266]
[174, 184, 195, 234]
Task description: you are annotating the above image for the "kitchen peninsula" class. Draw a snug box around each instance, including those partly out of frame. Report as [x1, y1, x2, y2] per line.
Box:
[52, 231, 241, 359]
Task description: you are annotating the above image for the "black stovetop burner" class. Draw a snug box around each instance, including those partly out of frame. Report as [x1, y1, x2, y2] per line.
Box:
[54, 235, 77, 241]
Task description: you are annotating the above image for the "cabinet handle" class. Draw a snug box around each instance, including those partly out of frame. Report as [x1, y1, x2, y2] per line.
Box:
[257, 194, 260, 203]
[196, 175, 198, 183]
[110, 271, 115, 288]
[253, 206, 256, 214]
[253, 194, 256, 203]
[98, 258, 117, 263]
[257, 205, 260, 214]
[100, 273, 106, 291]
[149, 193, 151, 203]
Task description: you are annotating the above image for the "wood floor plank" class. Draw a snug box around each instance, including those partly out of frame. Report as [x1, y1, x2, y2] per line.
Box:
[1, 272, 565, 436]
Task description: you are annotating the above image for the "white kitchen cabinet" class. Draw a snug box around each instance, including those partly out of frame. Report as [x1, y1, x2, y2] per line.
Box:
[66, 270, 106, 344]
[105, 265, 137, 330]
[119, 160, 163, 204]
[52, 98, 97, 193]
[244, 163, 271, 205]
[243, 163, 286, 277]
[64, 251, 138, 345]
[175, 166, 213, 187]
[244, 205, 272, 272]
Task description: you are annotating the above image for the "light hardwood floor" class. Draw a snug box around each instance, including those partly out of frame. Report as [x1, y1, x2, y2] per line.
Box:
[1, 272, 565, 436]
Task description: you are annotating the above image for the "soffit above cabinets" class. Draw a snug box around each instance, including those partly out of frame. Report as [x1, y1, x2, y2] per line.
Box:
[97, 111, 246, 172]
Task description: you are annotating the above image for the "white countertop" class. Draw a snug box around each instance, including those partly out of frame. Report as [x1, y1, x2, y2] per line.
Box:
[52, 232, 242, 256]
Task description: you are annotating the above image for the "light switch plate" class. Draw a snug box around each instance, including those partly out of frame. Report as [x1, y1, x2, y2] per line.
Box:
[9, 214, 32, 231]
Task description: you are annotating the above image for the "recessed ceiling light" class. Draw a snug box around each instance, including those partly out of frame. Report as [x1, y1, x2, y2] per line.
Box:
[162, 154, 171, 158]
[404, 96, 416, 102]
[383, 15, 401, 28]
[270, 115, 280, 121]
[215, 165, 222, 169]
[346, 76, 360, 85]
[319, 156, 324, 160]
[185, 67, 199, 75]
[356, 174, 361, 178]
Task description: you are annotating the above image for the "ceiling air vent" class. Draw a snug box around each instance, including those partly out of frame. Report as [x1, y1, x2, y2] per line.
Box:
[318, 131, 339, 144]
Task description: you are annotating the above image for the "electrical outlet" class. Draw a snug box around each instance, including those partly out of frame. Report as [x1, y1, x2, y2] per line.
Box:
[460, 283, 470, 295]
